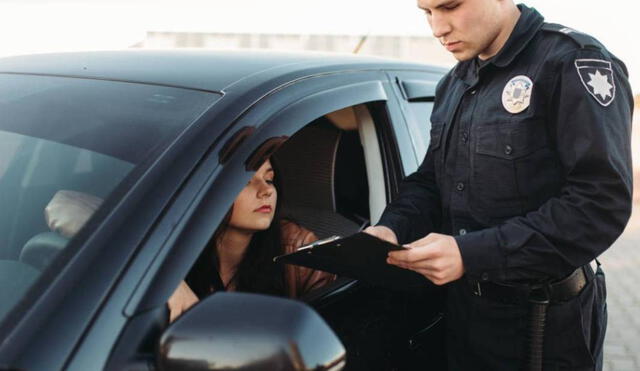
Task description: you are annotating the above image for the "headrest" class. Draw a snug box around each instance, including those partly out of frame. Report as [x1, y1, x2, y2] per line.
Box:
[20, 232, 69, 271]
[44, 190, 102, 238]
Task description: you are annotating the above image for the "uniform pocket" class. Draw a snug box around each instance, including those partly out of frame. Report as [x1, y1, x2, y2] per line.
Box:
[470, 121, 554, 220]
[475, 122, 546, 160]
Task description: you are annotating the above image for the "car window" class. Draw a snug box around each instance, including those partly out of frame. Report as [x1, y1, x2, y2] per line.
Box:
[404, 101, 434, 161]
[0, 73, 220, 323]
[170, 101, 392, 322]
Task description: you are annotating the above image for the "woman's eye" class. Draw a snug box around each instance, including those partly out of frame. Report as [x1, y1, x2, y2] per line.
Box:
[444, 4, 459, 10]
[266, 179, 274, 185]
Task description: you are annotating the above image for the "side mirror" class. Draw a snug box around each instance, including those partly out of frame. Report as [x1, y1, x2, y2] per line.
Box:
[157, 292, 346, 371]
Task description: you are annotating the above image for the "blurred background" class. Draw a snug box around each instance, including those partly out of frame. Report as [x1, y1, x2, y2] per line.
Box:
[1, 1, 638, 369]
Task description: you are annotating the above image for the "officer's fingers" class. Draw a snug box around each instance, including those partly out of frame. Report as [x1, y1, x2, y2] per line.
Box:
[388, 245, 437, 265]
[386, 253, 424, 270]
[405, 233, 443, 249]
[388, 245, 438, 264]
[386, 257, 410, 270]
[386, 257, 434, 275]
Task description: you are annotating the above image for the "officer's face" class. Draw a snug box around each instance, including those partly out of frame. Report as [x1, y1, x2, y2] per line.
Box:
[417, 0, 507, 61]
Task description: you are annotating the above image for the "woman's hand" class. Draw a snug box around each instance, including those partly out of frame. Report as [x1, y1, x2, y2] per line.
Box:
[167, 280, 199, 322]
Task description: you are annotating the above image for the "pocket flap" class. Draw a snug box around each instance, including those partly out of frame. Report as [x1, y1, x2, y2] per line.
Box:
[475, 122, 547, 160]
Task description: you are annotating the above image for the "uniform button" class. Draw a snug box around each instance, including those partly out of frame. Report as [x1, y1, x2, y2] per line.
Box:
[504, 145, 513, 155]
[461, 131, 469, 143]
[481, 272, 489, 281]
[470, 90, 477, 95]
[456, 182, 465, 191]
[459, 229, 467, 236]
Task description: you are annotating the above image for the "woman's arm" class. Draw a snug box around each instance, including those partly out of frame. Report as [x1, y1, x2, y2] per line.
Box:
[281, 220, 336, 297]
[167, 280, 199, 322]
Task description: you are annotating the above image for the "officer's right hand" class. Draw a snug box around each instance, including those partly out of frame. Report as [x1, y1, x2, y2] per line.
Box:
[363, 225, 398, 245]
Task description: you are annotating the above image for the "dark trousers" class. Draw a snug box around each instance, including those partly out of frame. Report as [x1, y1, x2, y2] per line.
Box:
[444, 266, 607, 370]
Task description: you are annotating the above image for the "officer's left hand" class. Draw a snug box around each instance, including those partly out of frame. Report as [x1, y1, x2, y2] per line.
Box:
[386, 233, 464, 286]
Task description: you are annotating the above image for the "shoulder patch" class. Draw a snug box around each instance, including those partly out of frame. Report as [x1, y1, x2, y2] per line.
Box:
[542, 23, 602, 50]
[575, 59, 616, 106]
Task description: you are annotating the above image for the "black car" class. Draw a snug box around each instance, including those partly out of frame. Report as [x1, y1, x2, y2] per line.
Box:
[0, 50, 447, 371]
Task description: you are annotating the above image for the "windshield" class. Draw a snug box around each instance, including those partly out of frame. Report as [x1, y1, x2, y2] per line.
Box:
[0, 73, 220, 322]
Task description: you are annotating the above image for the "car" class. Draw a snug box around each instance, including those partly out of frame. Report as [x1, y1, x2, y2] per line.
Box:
[0, 50, 448, 371]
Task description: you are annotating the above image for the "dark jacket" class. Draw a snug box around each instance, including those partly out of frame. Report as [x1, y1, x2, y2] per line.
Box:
[378, 4, 633, 284]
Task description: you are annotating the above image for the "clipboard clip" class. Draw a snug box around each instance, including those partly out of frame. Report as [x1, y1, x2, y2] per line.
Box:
[297, 235, 341, 251]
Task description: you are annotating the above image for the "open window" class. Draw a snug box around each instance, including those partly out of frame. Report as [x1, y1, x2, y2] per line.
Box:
[273, 102, 387, 240]
[172, 99, 395, 307]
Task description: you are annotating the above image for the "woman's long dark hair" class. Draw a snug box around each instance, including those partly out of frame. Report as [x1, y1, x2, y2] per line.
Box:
[186, 158, 286, 298]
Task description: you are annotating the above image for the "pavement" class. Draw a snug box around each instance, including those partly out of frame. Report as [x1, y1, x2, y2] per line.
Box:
[601, 109, 640, 370]
[601, 202, 640, 370]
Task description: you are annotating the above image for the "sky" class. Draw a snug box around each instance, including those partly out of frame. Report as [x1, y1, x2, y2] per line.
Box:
[1, 0, 639, 91]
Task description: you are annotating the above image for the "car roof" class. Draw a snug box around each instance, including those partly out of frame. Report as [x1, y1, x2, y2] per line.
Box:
[0, 50, 447, 93]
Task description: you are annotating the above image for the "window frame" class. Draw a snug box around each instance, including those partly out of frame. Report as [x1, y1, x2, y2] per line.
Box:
[385, 71, 442, 176]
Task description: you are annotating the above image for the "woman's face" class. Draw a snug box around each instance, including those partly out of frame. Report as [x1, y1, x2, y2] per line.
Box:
[228, 160, 277, 233]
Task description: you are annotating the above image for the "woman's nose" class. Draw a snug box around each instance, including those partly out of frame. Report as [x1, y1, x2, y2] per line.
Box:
[257, 182, 273, 198]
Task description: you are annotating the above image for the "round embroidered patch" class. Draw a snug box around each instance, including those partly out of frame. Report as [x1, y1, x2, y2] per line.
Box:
[502, 75, 533, 114]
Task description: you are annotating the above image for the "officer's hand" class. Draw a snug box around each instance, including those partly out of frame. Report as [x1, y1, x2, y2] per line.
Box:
[387, 233, 464, 286]
[363, 225, 398, 245]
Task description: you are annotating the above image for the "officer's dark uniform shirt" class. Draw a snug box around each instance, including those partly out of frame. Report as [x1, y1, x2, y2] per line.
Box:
[378, 4, 633, 284]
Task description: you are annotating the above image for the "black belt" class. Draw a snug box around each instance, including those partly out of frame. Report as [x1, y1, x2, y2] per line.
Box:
[468, 265, 593, 304]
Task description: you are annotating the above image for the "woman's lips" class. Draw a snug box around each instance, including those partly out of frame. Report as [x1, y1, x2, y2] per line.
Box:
[254, 205, 273, 213]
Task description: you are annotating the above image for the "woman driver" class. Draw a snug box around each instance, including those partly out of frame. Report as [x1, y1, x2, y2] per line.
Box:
[168, 158, 334, 321]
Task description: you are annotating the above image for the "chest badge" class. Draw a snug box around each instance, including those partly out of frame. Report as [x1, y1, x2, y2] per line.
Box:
[502, 75, 533, 114]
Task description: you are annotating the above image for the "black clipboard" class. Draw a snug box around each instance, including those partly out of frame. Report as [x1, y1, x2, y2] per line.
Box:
[274, 232, 429, 290]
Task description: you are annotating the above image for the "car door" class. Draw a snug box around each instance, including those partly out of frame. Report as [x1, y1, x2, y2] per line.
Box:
[62, 69, 442, 371]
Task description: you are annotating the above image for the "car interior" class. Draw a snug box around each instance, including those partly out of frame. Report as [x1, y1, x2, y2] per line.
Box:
[273, 105, 374, 239]
[0, 131, 133, 320]
[0, 76, 204, 324]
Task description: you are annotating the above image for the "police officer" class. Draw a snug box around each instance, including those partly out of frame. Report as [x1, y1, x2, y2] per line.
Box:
[365, 0, 633, 369]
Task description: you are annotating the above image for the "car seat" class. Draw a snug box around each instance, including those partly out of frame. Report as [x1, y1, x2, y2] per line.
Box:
[273, 117, 367, 239]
